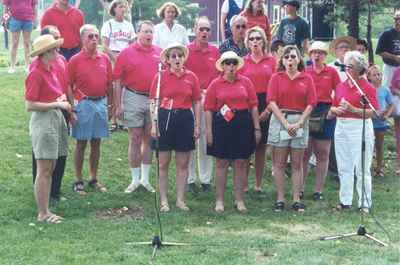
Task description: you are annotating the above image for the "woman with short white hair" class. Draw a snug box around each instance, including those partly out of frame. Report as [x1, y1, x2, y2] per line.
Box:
[328, 51, 379, 213]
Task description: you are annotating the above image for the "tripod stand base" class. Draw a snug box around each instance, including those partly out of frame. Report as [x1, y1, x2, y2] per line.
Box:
[319, 225, 387, 247]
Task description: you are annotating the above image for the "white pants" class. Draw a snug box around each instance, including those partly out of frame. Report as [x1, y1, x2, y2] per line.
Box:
[334, 118, 374, 208]
[188, 102, 213, 184]
[382, 63, 397, 87]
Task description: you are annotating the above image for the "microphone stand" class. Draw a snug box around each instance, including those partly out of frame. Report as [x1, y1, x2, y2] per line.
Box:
[126, 63, 190, 263]
[319, 65, 387, 246]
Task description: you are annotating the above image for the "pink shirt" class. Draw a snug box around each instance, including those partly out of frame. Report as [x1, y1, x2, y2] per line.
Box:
[30, 54, 68, 92]
[204, 75, 258, 112]
[150, 69, 201, 109]
[3, 0, 37, 21]
[305, 65, 341, 104]
[185, 42, 220, 90]
[113, 42, 161, 93]
[68, 51, 112, 97]
[240, 55, 276, 94]
[333, 78, 379, 119]
[267, 71, 317, 111]
[25, 60, 64, 103]
[391, 67, 400, 91]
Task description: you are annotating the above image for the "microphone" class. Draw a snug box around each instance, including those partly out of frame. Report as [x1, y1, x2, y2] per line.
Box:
[334, 61, 352, 72]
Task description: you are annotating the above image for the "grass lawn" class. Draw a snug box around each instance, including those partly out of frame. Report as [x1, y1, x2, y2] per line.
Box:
[0, 41, 399, 265]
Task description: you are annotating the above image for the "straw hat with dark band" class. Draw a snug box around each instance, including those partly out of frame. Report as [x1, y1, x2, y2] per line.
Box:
[329, 36, 356, 55]
[215, 51, 244, 72]
[30, 34, 64, 57]
[160, 42, 189, 64]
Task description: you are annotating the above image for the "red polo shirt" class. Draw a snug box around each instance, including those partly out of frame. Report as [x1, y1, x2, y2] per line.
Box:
[240, 10, 272, 41]
[3, 0, 37, 21]
[185, 42, 220, 90]
[25, 60, 64, 103]
[239, 54, 276, 94]
[150, 69, 201, 109]
[267, 71, 317, 111]
[41, 4, 84, 49]
[204, 74, 258, 111]
[68, 51, 112, 97]
[113, 42, 161, 93]
[30, 54, 68, 92]
[333, 78, 379, 119]
[305, 65, 340, 103]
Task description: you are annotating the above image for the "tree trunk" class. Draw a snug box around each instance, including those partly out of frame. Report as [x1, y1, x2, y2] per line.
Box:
[347, 0, 359, 38]
[367, 0, 374, 64]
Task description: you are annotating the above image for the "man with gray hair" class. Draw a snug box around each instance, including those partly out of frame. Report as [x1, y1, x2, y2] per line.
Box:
[219, 15, 248, 57]
[67, 24, 113, 195]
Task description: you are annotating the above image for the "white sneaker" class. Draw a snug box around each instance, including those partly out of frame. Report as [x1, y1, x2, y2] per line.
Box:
[141, 181, 155, 193]
[124, 182, 140, 193]
[8, 67, 15, 74]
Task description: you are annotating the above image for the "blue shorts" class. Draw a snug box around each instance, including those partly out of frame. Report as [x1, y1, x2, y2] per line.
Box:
[9, 17, 33, 32]
[71, 97, 109, 140]
[310, 103, 336, 140]
[59, 47, 81, 61]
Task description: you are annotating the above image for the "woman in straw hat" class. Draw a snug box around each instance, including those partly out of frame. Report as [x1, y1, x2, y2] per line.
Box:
[267, 45, 316, 213]
[153, 2, 189, 49]
[25, 34, 72, 224]
[329, 36, 357, 82]
[301, 41, 341, 201]
[204, 51, 261, 213]
[149, 42, 201, 212]
[239, 26, 276, 193]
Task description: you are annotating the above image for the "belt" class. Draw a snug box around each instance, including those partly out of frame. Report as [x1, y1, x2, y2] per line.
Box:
[281, 109, 302, 115]
[126, 87, 149, 97]
[84, 96, 106, 101]
[160, 108, 189, 113]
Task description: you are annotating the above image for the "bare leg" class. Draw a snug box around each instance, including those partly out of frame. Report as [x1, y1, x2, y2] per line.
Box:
[175, 151, 190, 209]
[10, 31, 20, 70]
[74, 140, 88, 181]
[158, 151, 171, 205]
[313, 140, 331, 193]
[35, 159, 56, 220]
[215, 159, 229, 210]
[302, 138, 313, 192]
[374, 130, 385, 175]
[128, 128, 144, 168]
[272, 147, 290, 202]
[255, 144, 267, 190]
[89, 139, 101, 179]
[233, 159, 248, 211]
[290, 148, 305, 202]
[22, 31, 31, 68]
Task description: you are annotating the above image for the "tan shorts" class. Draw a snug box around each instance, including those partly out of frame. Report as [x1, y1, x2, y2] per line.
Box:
[122, 88, 151, 128]
[267, 113, 309, 149]
[29, 109, 68, 159]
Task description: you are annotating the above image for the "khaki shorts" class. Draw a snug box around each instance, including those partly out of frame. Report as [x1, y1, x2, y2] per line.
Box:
[122, 88, 151, 128]
[29, 109, 68, 159]
[267, 113, 309, 149]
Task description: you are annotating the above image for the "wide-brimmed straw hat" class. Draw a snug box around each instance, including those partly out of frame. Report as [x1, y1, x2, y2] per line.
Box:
[160, 42, 189, 64]
[31, 34, 63, 57]
[309, 41, 328, 54]
[215, 51, 244, 72]
[329, 36, 356, 55]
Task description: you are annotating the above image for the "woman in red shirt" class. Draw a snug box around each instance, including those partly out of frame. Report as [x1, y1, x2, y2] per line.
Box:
[25, 35, 72, 224]
[267, 45, 316, 212]
[240, 0, 271, 43]
[205, 51, 261, 213]
[240, 26, 276, 193]
[150, 43, 201, 212]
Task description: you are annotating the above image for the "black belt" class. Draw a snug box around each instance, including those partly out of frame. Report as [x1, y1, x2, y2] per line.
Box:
[160, 108, 189, 114]
[126, 87, 149, 97]
[281, 109, 302, 115]
[84, 96, 106, 101]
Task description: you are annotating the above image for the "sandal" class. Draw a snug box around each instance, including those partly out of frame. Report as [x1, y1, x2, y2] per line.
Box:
[176, 201, 190, 211]
[38, 214, 63, 224]
[375, 169, 384, 178]
[292, 201, 306, 212]
[160, 202, 170, 212]
[72, 181, 87, 195]
[273, 201, 285, 212]
[235, 201, 247, 213]
[313, 192, 323, 201]
[215, 201, 224, 213]
[88, 179, 107, 193]
[109, 123, 118, 132]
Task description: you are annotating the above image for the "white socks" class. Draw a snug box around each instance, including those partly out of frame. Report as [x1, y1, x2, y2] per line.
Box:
[131, 167, 140, 184]
[141, 164, 151, 184]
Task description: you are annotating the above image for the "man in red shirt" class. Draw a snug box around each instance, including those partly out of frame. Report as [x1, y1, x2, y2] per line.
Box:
[114, 21, 161, 193]
[67, 24, 113, 195]
[41, 0, 84, 61]
[185, 16, 220, 193]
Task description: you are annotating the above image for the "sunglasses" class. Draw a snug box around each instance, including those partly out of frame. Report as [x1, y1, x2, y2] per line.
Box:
[199, 27, 210, 32]
[235, 24, 246, 29]
[88, 33, 99, 40]
[283, 54, 297, 60]
[223, 59, 238, 66]
[249, 36, 262, 41]
[169, 53, 184, 59]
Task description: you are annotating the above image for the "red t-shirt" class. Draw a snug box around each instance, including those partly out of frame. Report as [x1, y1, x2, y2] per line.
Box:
[3, 0, 37, 21]
[185, 42, 220, 90]
[113, 42, 161, 93]
[41, 4, 84, 49]
[30, 54, 68, 92]
[25, 60, 64, 103]
[240, 10, 272, 41]
[333, 78, 380, 119]
[305, 65, 340, 104]
[239, 54, 276, 94]
[150, 69, 201, 109]
[204, 74, 258, 111]
[68, 51, 112, 97]
[267, 71, 317, 111]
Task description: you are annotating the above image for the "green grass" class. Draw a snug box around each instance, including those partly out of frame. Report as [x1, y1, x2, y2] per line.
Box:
[0, 43, 399, 265]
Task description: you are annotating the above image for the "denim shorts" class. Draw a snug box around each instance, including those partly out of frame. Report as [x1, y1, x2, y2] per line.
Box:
[9, 17, 33, 32]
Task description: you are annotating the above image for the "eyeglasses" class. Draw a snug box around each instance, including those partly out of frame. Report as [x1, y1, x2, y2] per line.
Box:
[223, 59, 238, 66]
[248, 36, 262, 41]
[235, 24, 246, 30]
[283, 54, 297, 60]
[199, 27, 210, 32]
[170, 53, 184, 59]
[336, 45, 350, 50]
[88, 33, 99, 40]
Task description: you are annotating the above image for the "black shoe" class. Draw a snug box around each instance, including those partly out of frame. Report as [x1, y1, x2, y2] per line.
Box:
[313, 192, 323, 201]
[292, 201, 306, 212]
[201, 183, 211, 192]
[188, 183, 199, 193]
[273, 201, 285, 212]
